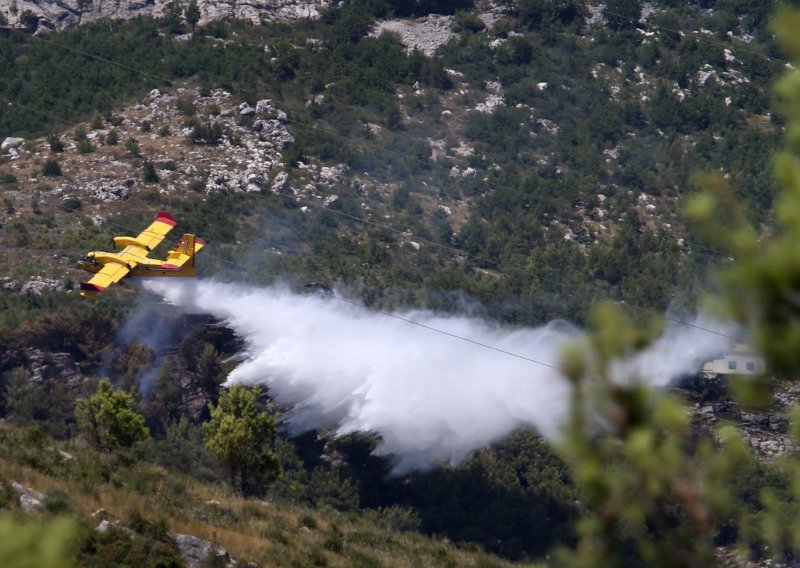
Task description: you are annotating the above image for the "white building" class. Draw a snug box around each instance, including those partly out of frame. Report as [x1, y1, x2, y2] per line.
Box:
[701, 343, 765, 378]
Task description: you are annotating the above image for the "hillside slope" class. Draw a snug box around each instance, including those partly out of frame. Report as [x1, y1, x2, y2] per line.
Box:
[0, 1, 794, 564]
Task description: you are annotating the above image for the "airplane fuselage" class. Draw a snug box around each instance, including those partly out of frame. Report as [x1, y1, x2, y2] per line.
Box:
[79, 251, 196, 278]
[78, 212, 202, 299]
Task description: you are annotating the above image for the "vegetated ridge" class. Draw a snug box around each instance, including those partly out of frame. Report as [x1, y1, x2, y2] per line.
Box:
[0, 0, 794, 565]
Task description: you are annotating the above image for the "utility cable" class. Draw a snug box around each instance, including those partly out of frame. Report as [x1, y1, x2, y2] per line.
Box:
[53, 203, 565, 370]
[48, 191, 737, 346]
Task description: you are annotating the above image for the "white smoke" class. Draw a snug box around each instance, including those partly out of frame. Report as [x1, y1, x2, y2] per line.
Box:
[142, 279, 734, 473]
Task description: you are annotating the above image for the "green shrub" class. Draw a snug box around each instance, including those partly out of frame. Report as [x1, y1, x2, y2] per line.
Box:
[90, 113, 104, 130]
[454, 10, 485, 33]
[47, 134, 64, 153]
[42, 159, 62, 177]
[189, 122, 223, 145]
[176, 97, 196, 116]
[62, 198, 81, 211]
[142, 160, 159, 183]
[43, 488, 72, 514]
[76, 139, 94, 154]
[125, 138, 141, 157]
[367, 505, 421, 532]
[299, 514, 318, 529]
[322, 531, 343, 553]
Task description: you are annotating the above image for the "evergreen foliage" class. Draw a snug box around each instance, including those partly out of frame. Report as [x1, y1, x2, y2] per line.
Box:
[0, 515, 75, 568]
[75, 380, 150, 451]
[185, 0, 201, 32]
[204, 384, 280, 496]
[552, 8, 800, 565]
[42, 158, 61, 176]
[142, 160, 159, 183]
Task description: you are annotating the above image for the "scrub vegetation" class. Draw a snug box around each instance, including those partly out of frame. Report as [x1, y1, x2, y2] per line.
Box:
[2, 0, 800, 565]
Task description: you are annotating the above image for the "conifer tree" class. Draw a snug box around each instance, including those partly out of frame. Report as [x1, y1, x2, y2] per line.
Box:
[204, 385, 279, 495]
[76, 380, 149, 451]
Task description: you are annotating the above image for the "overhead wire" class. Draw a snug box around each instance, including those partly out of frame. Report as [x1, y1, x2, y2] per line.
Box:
[49, 180, 741, 348]
[54, 204, 565, 370]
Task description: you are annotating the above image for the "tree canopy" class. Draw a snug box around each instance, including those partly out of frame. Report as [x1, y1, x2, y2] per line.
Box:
[204, 384, 280, 496]
[75, 379, 149, 451]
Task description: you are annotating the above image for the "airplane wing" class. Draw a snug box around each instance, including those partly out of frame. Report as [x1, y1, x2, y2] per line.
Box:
[80, 262, 131, 297]
[134, 212, 178, 251]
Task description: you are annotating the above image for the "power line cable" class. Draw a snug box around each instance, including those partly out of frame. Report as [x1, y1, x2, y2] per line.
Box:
[8, 77, 737, 344]
[55, 204, 564, 370]
[52, 187, 739, 346]
[5, 25, 170, 83]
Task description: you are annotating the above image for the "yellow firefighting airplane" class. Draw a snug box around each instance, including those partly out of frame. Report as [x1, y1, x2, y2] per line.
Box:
[78, 212, 204, 299]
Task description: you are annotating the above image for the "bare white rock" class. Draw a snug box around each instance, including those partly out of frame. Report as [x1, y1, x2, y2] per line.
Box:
[11, 481, 44, 513]
[21, 277, 65, 295]
[319, 164, 348, 185]
[271, 171, 292, 194]
[171, 533, 232, 568]
[1, 137, 24, 151]
[1, 0, 330, 31]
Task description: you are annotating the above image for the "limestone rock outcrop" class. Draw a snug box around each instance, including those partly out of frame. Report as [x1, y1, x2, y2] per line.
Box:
[0, 0, 330, 31]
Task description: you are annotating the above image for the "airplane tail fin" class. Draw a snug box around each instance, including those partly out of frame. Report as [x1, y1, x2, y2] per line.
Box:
[161, 234, 205, 274]
[180, 234, 197, 267]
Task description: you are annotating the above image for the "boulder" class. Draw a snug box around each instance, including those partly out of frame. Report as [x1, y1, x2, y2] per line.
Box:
[255, 99, 273, 114]
[1, 137, 24, 151]
[21, 277, 65, 295]
[319, 164, 347, 185]
[258, 119, 294, 148]
[0, 277, 20, 291]
[171, 533, 231, 568]
[270, 171, 292, 194]
[20, 494, 42, 514]
[95, 519, 135, 537]
[11, 481, 44, 514]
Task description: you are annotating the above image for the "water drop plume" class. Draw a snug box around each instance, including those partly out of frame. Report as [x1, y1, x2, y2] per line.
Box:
[142, 279, 734, 472]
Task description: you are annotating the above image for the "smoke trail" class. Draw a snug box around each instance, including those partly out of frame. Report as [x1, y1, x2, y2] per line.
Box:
[142, 279, 734, 472]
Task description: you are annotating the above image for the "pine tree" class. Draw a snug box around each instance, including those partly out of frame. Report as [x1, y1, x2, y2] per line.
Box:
[185, 0, 201, 33]
[76, 380, 149, 451]
[204, 385, 279, 495]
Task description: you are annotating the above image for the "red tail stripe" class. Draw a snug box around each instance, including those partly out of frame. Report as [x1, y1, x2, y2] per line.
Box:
[156, 212, 177, 227]
[161, 264, 181, 270]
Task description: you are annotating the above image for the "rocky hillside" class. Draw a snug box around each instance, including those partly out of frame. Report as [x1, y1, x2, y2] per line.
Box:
[0, 0, 327, 31]
[0, 1, 797, 564]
